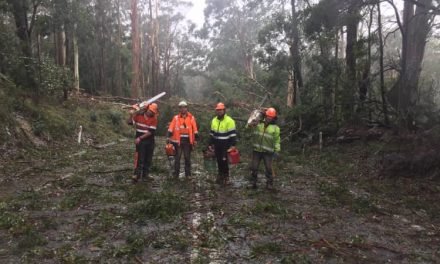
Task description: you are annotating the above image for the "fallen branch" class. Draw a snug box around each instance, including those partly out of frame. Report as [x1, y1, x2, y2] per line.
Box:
[91, 142, 117, 149]
[134, 256, 144, 264]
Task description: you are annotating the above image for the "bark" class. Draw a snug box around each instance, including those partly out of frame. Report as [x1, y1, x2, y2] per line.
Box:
[320, 40, 332, 119]
[116, 0, 123, 96]
[162, 18, 172, 95]
[388, 0, 432, 124]
[131, 0, 140, 98]
[244, 53, 254, 79]
[287, 70, 294, 108]
[333, 31, 339, 118]
[290, 0, 303, 106]
[73, 23, 79, 94]
[56, 26, 66, 66]
[377, 3, 389, 125]
[344, 2, 359, 120]
[8, 0, 39, 97]
[358, 7, 373, 115]
[149, 0, 160, 96]
[96, 0, 106, 94]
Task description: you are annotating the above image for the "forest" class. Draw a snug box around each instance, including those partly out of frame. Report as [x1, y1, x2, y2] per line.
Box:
[1, 0, 440, 263]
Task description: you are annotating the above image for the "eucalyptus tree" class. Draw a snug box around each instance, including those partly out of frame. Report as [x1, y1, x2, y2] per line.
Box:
[6, 0, 44, 97]
[386, 0, 437, 126]
[202, 0, 270, 78]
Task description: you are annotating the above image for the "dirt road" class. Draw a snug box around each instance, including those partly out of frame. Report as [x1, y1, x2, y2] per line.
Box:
[1, 137, 439, 263]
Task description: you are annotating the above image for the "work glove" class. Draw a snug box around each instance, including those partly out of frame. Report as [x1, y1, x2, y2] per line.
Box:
[135, 137, 142, 145]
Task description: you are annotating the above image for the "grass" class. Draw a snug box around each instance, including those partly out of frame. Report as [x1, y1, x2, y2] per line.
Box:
[112, 232, 147, 257]
[58, 186, 99, 210]
[317, 181, 378, 214]
[127, 189, 188, 222]
[251, 201, 289, 217]
[15, 229, 47, 251]
[280, 254, 312, 264]
[251, 242, 282, 257]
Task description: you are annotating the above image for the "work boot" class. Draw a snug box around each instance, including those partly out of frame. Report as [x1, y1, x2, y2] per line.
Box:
[142, 174, 153, 182]
[214, 174, 221, 184]
[131, 175, 139, 184]
[223, 177, 232, 186]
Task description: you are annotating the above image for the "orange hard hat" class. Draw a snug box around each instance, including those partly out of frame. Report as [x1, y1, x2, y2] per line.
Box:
[265, 107, 277, 118]
[165, 143, 175, 156]
[215, 102, 225, 110]
[148, 103, 158, 114]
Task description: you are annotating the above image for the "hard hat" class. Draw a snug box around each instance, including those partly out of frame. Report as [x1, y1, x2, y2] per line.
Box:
[215, 102, 225, 110]
[148, 103, 158, 114]
[265, 107, 277, 118]
[178, 101, 188, 107]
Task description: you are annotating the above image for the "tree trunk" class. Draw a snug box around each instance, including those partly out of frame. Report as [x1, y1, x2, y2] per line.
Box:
[131, 0, 140, 98]
[149, 0, 160, 96]
[73, 23, 79, 94]
[57, 29, 66, 66]
[333, 31, 339, 118]
[8, 0, 38, 97]
[290, 0, 303, 106]
[358, 7, 373, 115]
[287, 69, 294, 108]
[162, 18, 172, 96]
[377, 3, 389, 125]
[320, 40, 332, 119]
[244, 53, 254, 79]
[116, 0, 123, 96]
[344, 3, 359, 120]
[388, 0, 432, 125]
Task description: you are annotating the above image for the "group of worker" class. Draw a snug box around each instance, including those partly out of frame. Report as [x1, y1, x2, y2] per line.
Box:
[127, 101, 280, 189]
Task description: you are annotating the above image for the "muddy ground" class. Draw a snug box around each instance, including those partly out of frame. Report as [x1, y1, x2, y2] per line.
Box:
[0, 137, 439, 263]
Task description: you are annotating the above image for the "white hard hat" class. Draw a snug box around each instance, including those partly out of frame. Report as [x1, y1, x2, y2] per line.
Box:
[178, 101, 188, 107]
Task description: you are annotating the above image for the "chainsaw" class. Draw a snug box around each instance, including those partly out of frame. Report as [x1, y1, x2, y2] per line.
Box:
[123, 92, 166, 114]
[246, 94, 268, 126]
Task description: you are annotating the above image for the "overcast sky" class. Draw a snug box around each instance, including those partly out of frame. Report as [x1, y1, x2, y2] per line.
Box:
[185, 0, 205, 27]
[184, 0, 405, 28]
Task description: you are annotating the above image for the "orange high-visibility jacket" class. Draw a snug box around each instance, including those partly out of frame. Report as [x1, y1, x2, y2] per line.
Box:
[168, 112, 198, 145]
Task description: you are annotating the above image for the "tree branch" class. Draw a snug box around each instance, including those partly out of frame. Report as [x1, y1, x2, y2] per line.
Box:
[384, 0, 404, 37]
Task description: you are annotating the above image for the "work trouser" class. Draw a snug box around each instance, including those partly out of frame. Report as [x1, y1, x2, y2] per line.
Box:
[174, 137, 192, 177]
[214, 143, 229, 182]
[134, 140, 155, 179]
[250, 150, 273, 186]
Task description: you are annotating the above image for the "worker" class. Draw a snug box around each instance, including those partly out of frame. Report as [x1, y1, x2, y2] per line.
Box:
[167, 100, 199, 178]
[247, 107, 280, 189]
[208, 102, 237, 185]
[127, 103, 159, 183]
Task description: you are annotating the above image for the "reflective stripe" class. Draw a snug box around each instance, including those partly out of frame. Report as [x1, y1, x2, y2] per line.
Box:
[254, 131, 273, 139]
[214, 136, 232, 140]
[253, 144, 274, 152]
[137, 129, 150, 133]
[135, 123, 156, 130]
[180, 134, 189, 138]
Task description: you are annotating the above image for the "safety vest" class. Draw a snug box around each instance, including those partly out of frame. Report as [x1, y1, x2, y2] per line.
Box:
[168, 112, 198, 145]
[252, 123, 280, 153]
[133, 113, 157, 140]
[210, 114, 237, 146]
